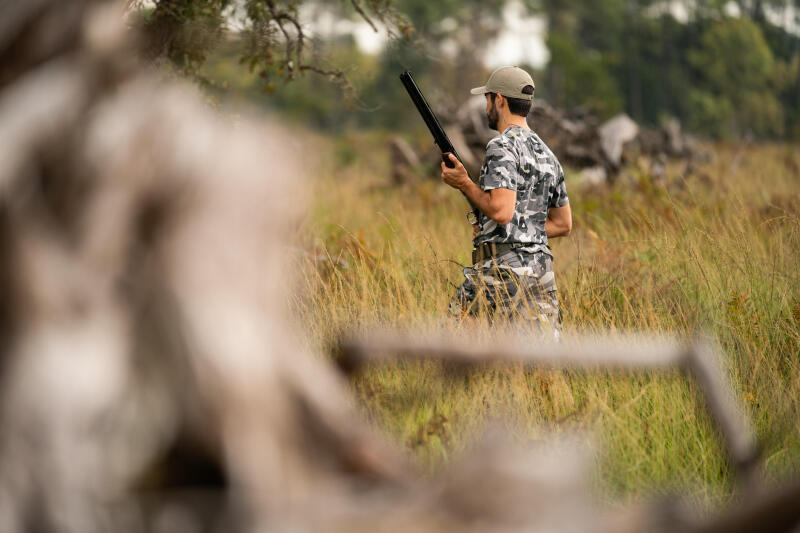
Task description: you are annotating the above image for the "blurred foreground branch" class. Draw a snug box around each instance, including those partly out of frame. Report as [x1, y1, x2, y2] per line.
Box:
[336, 331, 759, 490]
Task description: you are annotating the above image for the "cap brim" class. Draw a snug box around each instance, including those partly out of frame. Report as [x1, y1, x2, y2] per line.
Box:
[470, 86, 489, 95]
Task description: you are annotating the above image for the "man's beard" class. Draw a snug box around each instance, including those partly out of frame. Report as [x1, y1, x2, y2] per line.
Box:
[487, 106, 499, 131]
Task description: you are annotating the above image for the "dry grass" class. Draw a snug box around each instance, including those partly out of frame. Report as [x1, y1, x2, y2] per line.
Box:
[291, 137, 800, 509]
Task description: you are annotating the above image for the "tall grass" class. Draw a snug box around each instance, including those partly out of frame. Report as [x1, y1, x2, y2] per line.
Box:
[291, 137, 800, 509]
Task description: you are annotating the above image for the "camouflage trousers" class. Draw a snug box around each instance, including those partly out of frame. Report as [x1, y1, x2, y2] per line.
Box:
[449, 249, 562, 339]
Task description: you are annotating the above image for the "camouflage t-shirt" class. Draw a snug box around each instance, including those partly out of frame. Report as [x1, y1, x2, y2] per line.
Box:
[475, 125, 568, 255]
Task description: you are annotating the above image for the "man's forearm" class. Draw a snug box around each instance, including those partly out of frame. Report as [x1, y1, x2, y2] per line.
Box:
[545, 216, 571, 237]
[459, 180, 512, 225]
[459, 180, 491, 215]
[545, 220, 564, 237]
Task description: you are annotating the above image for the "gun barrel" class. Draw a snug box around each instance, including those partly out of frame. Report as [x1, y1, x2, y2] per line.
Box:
[399, 71, 477, 214]
[399, 71, 459, 161]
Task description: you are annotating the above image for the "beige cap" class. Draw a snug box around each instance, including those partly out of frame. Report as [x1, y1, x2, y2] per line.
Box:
[470, 66, 535, 101]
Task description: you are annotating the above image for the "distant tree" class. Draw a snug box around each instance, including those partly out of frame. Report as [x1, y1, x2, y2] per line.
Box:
[539, 0, 686, 121]
[141, 0, 800, 139]
[544, 33, 622, 117]
[730, 0, 800, 21]
[688, 17, 783, 138]
[536, 0, 799, 139]
[775, 54, 800, 139]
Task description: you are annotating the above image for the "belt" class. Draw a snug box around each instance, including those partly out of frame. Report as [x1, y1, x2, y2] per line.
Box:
[472, 242, 528, 264]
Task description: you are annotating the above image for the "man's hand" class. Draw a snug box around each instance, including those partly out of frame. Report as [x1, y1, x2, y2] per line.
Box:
[440, 153, 471, 190]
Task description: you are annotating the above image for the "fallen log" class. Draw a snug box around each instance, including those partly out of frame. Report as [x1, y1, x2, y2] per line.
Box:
[393, 96, 703, 187]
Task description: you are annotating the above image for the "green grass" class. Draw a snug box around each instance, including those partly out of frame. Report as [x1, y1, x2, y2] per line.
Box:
[291, 137, 800, 510]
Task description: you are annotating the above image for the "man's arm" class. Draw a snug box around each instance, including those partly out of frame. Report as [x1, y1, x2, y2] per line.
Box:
[441, 154, 515, 225]
[546, 204, 572, 237]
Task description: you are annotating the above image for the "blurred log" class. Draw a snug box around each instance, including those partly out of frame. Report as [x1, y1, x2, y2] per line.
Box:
[0, 3, 409, 531]
[686, 478, 800, 533]
[580, 166, 608, 187]
[336, 331, 759, 487]
[393, 95, 703, 187]
[459, 96, 495, 147]
[664, 118, 686, 156]
[389, 136, 421, 184]
[599, 114, 639, 168]
[0, 0, 91, 89]
[444, 125, 480, 179]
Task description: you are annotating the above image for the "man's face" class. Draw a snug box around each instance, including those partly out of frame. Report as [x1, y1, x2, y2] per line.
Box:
[485, 94, 499, 131]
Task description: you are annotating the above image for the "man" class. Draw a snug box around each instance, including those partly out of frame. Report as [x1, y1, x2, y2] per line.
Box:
[441, 66, 572, 338]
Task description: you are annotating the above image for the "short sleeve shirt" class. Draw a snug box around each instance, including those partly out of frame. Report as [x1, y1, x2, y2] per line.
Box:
[476, 125, 568, 255]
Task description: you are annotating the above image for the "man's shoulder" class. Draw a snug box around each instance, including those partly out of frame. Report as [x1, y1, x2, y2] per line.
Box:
[487, 127, 548, 151]
[527, 130, 558, 159]
[485, 132, 514, 152]
[483, 133, 518, 167]
[483, 128, 563, 171]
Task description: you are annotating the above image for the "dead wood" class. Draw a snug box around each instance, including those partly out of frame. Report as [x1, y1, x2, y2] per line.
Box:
[393, 95, 705, 187]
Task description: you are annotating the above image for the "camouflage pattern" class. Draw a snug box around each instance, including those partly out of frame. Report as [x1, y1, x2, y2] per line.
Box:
[475, 125, 569, 257]
[450, 249, 561, 339]
[450, 125, 568, 337]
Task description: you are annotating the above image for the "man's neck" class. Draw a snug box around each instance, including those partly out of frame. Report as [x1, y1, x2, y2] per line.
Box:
[498, 113, 530, 134]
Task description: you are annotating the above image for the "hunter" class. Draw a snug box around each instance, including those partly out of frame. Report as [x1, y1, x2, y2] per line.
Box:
[441, 66, 572, 338]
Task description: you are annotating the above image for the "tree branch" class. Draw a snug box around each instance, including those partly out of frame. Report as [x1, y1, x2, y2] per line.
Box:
[134, 0, 413, 97]
[350, 0, 379, 33]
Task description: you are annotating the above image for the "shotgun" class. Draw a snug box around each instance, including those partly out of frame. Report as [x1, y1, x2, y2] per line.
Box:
[399, 71, 478, 215]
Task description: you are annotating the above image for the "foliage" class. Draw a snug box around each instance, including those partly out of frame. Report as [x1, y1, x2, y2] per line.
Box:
[138, 0, 800, 140]
[133, 0, 229, 75]
[545, 33, 622, 118]
[130, 0, 412, 91]
[688, 17, 782, 138]
[686, 89, 734, 139]
[537, 0, 800, 139]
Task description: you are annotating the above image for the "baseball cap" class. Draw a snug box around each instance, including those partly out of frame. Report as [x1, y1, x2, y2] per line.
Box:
[470, 66, 535, 101]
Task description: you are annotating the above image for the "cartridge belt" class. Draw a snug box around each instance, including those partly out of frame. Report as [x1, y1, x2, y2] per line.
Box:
[472, 242, 527, 264]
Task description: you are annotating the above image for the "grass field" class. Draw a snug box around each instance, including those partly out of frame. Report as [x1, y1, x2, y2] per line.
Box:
[291, 135, 800, 510]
